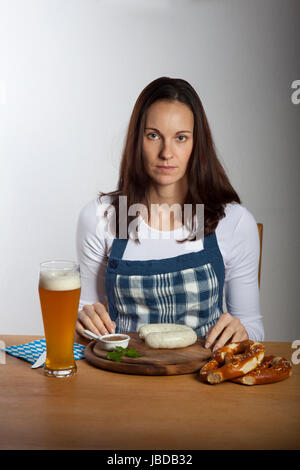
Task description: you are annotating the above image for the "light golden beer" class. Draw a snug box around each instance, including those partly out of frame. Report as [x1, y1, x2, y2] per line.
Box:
[39, 260, 81, 377]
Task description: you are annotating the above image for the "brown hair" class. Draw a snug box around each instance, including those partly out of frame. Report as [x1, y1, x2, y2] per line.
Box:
[98, 76, 241, 241]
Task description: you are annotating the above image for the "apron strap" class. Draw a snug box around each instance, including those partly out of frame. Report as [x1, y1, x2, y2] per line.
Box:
[110, 237, 128, 259]
[204, 231, 217, 250]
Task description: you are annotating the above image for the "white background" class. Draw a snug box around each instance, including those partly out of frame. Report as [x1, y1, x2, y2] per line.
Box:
[0, 0, 299, 340]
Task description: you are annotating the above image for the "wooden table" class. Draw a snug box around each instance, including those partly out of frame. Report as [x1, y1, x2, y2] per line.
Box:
[0, 335, 299, 450]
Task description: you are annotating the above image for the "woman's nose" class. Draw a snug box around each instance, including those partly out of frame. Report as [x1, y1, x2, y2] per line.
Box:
[159, 140, 174, 160]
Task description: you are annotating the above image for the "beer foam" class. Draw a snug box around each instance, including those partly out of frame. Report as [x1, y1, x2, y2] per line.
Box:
[39, 270, 81, 291]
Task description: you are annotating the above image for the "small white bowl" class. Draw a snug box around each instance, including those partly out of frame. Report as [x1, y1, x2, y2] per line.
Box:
[98, 333, 130, 351]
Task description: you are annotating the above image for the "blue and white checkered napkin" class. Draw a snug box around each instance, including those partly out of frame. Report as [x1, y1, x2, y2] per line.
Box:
[2, 339, 85, 365]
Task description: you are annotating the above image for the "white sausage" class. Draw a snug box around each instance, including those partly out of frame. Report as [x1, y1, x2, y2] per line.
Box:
[138, 323, 192, 339]
[138, 323, 197, 349]
[145, 329, 197, 349]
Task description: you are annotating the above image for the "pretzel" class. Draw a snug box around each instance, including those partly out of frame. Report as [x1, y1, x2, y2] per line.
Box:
[231, 355, 292, 385]
[199, 340, 265, 384]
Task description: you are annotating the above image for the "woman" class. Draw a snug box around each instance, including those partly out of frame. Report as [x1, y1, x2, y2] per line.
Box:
[76, 76, 264, 351]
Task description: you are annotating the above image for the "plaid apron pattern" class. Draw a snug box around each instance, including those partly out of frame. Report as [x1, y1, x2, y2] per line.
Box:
[114, 264, 220, 337]
[105, 231, 225, 338]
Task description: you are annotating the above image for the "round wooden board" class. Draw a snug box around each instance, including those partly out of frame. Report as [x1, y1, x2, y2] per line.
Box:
[84, 332, 212, 375]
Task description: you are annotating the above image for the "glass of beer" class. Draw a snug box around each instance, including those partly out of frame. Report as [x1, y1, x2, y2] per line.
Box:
[38, 260, 81, 377]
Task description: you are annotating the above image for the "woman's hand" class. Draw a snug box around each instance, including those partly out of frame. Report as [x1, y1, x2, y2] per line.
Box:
[76, 302, 116, 339]
[205, 312, 248, 351]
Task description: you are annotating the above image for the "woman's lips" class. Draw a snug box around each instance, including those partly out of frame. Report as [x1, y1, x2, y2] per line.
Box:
[156, 166, 176, 171]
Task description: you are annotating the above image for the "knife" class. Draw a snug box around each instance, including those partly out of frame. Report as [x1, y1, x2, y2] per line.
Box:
[31, 350, 47, 369]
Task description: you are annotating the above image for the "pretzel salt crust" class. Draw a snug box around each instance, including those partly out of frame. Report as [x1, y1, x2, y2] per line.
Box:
[199, 340, 265, 384]
[231, 355, 292, 385]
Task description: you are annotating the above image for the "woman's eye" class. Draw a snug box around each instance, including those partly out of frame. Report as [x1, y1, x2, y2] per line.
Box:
[148, 133, 159, 140]
[146, 133, 187, 142]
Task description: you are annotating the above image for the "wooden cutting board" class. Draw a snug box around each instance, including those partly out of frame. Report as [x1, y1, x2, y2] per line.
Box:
[84, 332, 212, 375]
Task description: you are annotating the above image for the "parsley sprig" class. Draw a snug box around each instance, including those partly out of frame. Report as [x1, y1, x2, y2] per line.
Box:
[107, 346, 143, 362]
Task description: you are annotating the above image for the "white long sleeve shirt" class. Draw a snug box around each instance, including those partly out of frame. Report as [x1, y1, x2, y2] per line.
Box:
[76, 196, 264, 341]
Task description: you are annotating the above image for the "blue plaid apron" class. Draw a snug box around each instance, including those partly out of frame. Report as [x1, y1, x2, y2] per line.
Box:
[105, 232, 225, 337]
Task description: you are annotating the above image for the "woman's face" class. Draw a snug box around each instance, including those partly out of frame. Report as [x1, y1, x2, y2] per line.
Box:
[143, 100, 194, 188]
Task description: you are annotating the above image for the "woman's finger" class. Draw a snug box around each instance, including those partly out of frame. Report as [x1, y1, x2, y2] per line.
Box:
[212, 320, 238, 351]
[231, 328, 248, 343]
[205, 313, 232, 349]
[76, 320, 94, 340]
[83, 304, 111, 335]
[213, 320, 248, 351]
[93, 302, 115, 334]
[205, 325, 213, 339]
[79, 308, 109, 335]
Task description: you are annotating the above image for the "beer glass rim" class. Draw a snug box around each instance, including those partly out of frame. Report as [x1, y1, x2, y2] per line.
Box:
[40, 259, 79, 271]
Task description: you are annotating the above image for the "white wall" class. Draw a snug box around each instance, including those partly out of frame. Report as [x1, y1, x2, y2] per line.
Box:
[0, 0, 299, 340]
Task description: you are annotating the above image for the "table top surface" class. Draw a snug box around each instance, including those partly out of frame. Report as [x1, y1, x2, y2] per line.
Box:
[0, 335, 299, 450]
